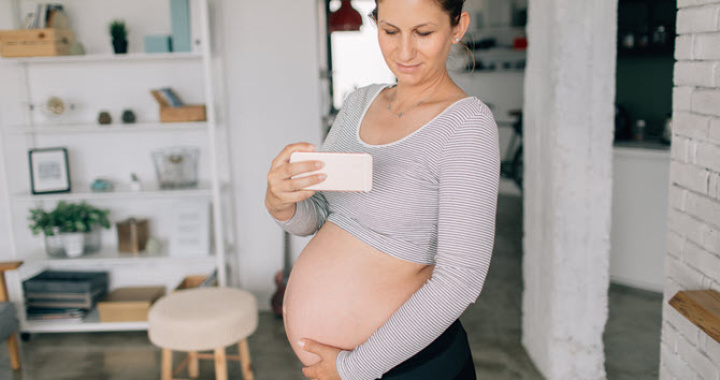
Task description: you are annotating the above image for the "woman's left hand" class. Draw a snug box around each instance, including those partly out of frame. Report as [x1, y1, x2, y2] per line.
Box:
[300, 338, 343, 380]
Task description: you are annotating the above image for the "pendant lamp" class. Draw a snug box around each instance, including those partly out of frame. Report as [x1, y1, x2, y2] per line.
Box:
[329, 0, 363, 32]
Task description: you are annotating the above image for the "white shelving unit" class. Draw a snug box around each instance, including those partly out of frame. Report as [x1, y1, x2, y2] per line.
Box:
[0, 0, 233, 334]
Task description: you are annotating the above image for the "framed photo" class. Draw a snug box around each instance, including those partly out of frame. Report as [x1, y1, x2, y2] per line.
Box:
[28, 147, 71, 195]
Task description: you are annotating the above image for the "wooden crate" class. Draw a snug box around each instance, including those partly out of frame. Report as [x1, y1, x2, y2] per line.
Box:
[97, 286, 166, 322]
[0, 28, 74, 58]
[160, 105, 206, 123]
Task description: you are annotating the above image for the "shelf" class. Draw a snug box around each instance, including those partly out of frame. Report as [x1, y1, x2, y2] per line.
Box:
[12, 183, 214, 202]
[22, 308, 148, 333]
[669, 290, 720, 344]
[617, 47, 674, 58]
[614, 139, 670, 151]
[0, 52, 203, 65]
[4, 121, 208, 135]
[22, 246, 217, 266]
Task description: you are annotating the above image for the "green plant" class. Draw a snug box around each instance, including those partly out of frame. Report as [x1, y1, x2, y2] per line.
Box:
[28, 208, 57, 236]
[109, 19, 127, 41]
[28, 201, 111, 235]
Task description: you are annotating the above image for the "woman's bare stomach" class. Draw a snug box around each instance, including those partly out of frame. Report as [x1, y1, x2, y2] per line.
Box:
[283, 221, 434, 366]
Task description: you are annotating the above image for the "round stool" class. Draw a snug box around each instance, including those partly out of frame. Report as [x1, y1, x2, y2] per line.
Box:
[148, 287, 258, 380]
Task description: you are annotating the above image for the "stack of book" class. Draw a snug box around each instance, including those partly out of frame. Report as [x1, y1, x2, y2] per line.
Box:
[23, 270, 109, 323]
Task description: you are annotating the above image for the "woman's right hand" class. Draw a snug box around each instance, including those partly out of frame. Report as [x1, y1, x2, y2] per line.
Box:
[265, 142, 326, 222]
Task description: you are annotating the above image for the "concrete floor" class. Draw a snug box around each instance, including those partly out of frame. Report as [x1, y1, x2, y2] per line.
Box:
[0, 193, 663, 380]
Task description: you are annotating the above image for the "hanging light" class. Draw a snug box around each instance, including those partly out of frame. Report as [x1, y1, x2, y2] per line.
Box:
[328, 0, 363, 33]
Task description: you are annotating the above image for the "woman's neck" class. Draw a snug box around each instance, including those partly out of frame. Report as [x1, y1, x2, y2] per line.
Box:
[392, 70, 450, 108]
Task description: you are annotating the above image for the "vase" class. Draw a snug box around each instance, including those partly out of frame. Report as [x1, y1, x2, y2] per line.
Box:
[84, 226, 103, 253]
[61, 232, 86, 258]
[44, 234, 65, 258]
[112, 39, 128, 54]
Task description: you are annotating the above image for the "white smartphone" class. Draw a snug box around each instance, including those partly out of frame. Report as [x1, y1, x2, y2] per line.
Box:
[289, 151, 373, 192]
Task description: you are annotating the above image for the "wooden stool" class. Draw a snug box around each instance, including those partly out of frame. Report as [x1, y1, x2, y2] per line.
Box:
[148, 287, 258, 380]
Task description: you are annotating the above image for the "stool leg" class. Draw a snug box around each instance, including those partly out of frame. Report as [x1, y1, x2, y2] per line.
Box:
[161, 349, 172, 380]
[214, 347, 227, 380]
[7, 333, 20, 370]
[188, 351, 199, 378]
[238, 339, 254, 380]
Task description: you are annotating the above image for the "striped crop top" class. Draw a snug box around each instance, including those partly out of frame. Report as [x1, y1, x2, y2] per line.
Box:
[273, 83, 500, 380]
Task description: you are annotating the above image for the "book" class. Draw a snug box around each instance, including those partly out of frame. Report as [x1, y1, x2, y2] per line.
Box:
[199, 269, 218, 287]
[26, 307, 87, 322]
[38, 4, 48, 28]
[150, 89, 171, 108]
[46, 5, 69, 29]
[24, 13, 35, 29]
[170, 0, 191, 52]
[161, 87, 184, 107]
[32, 4, 43, 29]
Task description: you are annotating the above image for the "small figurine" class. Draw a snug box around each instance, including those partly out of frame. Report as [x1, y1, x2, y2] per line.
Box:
[122, 109, 136, 124]
[98, 111, 112, 125]
[130, 173, 142, 191]
[90, 178, 114, 192]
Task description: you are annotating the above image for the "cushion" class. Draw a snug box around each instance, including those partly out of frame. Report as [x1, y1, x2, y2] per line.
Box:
[148, 287, 258, 351]
[0, 302, 18, 341]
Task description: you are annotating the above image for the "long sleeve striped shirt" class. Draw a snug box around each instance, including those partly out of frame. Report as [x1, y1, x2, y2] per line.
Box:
[273, 83, 500, 380]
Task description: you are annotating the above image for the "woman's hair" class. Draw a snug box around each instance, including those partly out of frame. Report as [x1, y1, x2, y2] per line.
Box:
[371, 0, 466, 27]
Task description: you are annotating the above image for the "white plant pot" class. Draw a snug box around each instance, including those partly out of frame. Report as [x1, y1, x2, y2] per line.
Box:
[61, 233, 86, 258]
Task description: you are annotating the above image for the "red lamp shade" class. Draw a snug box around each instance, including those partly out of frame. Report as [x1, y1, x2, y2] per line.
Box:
[329, 0, 363, 33]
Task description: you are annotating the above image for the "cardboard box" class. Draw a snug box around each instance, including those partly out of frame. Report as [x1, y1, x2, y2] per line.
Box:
[0, 28, 74, 57]
[97, 286, 166, 322]
[160, 104, 206, 123]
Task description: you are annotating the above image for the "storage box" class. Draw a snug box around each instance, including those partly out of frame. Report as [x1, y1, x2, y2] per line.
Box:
[116, 218, 149, 254]
[160, 105, 206, 123]
[97, 286, 166, 322]
[23, 270, 109, 309]
[144, 34, 172, 53]
[0, 28, 74, 58]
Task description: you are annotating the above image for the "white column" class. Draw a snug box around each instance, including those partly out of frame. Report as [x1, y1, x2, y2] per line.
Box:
[522, 0, 616, 379]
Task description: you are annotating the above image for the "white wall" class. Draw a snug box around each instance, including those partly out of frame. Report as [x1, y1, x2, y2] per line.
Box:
[217, 0, 323, 307]
[660, 1, 720, 378]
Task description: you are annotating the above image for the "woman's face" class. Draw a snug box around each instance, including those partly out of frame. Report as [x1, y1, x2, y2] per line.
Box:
[376, 0, 467, 86]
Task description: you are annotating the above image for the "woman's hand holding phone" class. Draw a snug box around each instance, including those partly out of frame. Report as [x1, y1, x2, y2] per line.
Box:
[265, 143, 326, 222]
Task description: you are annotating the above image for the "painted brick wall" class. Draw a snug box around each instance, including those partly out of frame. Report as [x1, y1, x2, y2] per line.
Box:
[661, 1, 720, 379]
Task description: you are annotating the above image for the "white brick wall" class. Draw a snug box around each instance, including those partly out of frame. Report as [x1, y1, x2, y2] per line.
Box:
[661, 1, 720, 379]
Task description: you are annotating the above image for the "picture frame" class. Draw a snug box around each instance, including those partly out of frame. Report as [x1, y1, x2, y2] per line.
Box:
[28, 147, 71, 195]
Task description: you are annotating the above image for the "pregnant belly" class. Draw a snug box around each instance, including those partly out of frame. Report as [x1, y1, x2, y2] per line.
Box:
[283, 221, 434, 366]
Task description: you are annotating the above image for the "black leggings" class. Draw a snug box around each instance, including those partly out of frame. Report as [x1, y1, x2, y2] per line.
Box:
[379, 319, 476, 380]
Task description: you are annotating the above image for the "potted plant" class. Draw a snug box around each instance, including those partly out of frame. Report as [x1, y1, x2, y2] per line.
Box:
[29, 201, 111, 258]
[109, 19, 128, 54]
[28, 207, 63, 257]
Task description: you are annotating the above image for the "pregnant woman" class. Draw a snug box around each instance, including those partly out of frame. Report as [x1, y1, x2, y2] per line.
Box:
[264, 0, 500, 379]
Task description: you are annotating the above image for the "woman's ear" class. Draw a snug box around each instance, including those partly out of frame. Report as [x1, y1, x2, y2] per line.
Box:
[453, 11, 470, 42]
